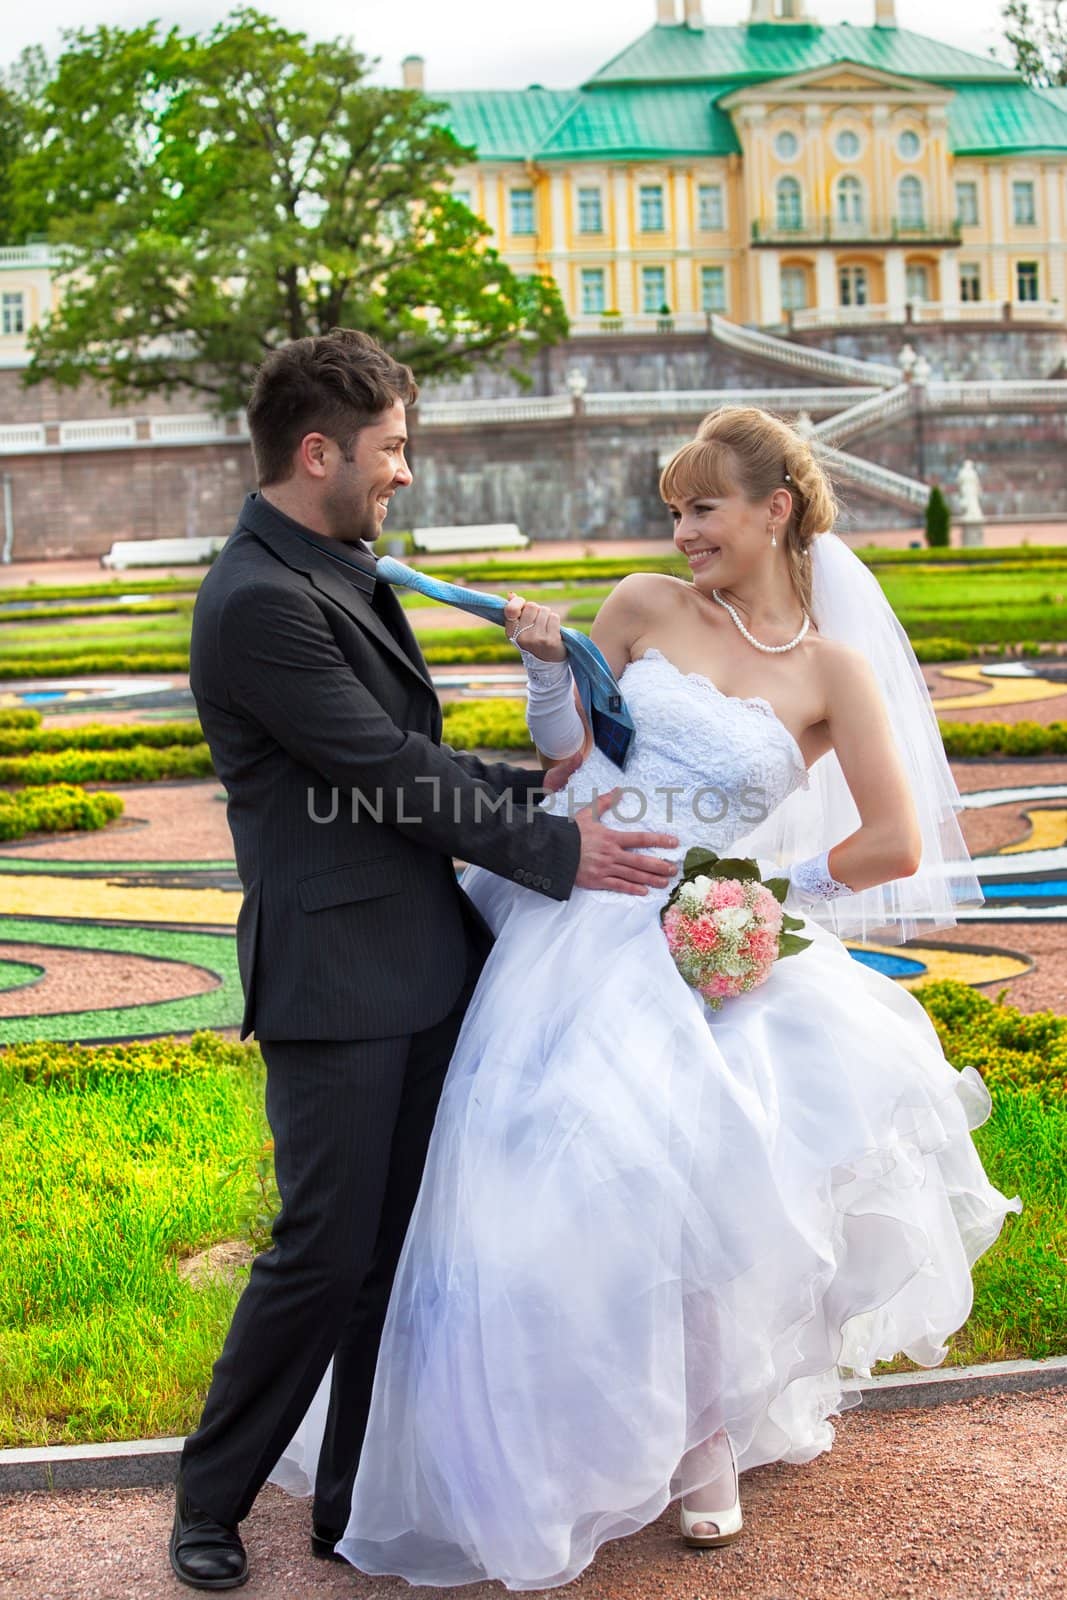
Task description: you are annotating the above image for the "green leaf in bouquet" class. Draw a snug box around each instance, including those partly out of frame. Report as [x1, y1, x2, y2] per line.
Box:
[681, 847, 720, 877]
[708, 857, 762, 882]
[777, 932, 814, 958]
[763, 876, 789, 903]
[780, 912, 806, 932]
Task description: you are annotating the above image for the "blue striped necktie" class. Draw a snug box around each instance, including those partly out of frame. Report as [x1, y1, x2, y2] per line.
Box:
[374, 556, 635, 769]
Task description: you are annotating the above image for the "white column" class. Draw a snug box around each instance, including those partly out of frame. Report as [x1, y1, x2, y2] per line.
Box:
[885, 250, 907, 316]
[758, 251, 782, 326]
[1045, 168, 1065, 306]
[612, 169, 635, 315]
[988, 168, 1011, 300]
[939, 252, 960, 312]
[672, 169, 694, 314]
[480, 169, 501, 244]
[815, 248, 837, 311]
[872, 104, 890, 231]
[548, 171, 568, 263]
[805, 104, 824, 232]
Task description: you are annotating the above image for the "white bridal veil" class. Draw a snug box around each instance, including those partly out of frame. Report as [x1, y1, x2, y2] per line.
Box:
[731, 531, 984, 944]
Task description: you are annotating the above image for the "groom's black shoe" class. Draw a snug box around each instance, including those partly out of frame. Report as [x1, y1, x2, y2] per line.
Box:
[310, 1521, 348, 1562]
[170, 1475, 249, 1591]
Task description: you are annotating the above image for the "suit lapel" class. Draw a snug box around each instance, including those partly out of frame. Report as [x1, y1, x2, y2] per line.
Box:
[241, 498, 435, 699]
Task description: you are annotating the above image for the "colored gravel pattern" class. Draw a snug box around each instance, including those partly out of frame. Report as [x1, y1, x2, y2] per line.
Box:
[0, 943, 217, 1018]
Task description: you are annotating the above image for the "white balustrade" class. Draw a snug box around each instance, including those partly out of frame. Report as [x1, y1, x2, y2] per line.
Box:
[416, 395, 574, 427]
[812, 383, 912, 446]
[818, 443, 930, 508]
[0, 424, 47, 454]
[57, 418, 138, 449]
[148, 413, 229, 443]
[709, 314, 900, 388]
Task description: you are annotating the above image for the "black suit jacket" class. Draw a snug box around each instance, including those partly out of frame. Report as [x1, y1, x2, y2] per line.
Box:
[189, 494, 581, 1042]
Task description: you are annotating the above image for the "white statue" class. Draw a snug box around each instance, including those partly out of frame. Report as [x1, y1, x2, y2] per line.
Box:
[958, 458, 983, 521]
[565, 367, 588, 398]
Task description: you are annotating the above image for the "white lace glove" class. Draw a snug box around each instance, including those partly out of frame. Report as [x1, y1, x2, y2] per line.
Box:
[520, 649, 585, 760]
[786, 849, 854, 910]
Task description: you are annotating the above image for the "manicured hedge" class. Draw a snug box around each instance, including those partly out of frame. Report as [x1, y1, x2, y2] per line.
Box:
[916, 980, 1067, 1104]
[940, 720, 1067, 759]
[0, 600, 183, 624]
[441, 700, 531, 751]
[0, 710, 42, 730]
[0, 784, 123, 842]
[0, 578, 200, 605]
[0, 744, 213, 784]
[0, 651, 190, 678]
[0, 721, 204, 756]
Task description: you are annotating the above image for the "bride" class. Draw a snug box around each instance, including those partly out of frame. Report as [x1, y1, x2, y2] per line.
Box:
[272, 406, 1022, 1588]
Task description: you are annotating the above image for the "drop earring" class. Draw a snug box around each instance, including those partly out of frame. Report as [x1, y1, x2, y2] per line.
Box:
[768, 524, 778, 548]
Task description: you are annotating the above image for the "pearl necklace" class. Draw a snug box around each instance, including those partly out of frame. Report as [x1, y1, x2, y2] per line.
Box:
[711, 589, 810, 654]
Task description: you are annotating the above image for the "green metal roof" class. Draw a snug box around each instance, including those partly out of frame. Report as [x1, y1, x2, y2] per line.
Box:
[435, 88, 576, 162]
[434, 24, 1067, 164]
[948, 84, 1067, 154]
[590, 23, 1017, 87]
[537, 85, 741, 161]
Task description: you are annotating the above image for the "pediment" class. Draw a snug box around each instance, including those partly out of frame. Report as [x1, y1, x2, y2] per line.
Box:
[719, 59, 952, 109]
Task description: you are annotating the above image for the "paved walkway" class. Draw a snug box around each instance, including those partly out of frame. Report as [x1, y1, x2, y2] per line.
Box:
[2, 521, 1067, 589]
[1, 1388, 1062, 1600]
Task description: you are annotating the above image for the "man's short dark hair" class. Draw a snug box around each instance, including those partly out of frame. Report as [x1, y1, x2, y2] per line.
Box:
[247, 329, 419, 485]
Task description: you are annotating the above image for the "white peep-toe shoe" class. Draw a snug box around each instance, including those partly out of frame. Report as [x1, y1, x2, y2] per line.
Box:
[679, 1433, 743, 1550]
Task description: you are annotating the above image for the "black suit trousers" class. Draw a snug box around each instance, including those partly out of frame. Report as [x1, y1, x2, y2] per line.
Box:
[179, 953, 478, 1530]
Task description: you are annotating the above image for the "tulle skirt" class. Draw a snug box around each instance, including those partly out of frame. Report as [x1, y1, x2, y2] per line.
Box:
[273, 870, 1022, 1590]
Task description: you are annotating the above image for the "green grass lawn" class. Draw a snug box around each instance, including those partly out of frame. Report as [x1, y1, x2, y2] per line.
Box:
[0, 1000, 1061, 1447]
[4, 559, 1067, 669]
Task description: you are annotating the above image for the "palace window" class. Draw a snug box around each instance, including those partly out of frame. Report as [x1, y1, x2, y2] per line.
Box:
[1012, 180, 1036, 225]
[906, 264, 931, 302]
[452, 188, 472, 210]
[780, 265, 809, 312]
[1, 293, 24, 336]
[701, 265, 726, 313]
[836, 175, 864, 226]
[959, 262, 981, 302]
[639, 184, 665, 232]
[835, 129, 861, 161]
[698, 183, 724, 230]
[642, 266, 667, 313]
[509, 188, 536, 236]
[774, 130, 798, 161]
[955, 181, 979, 226]
[898, 129, 921, 160]
[580, 268, 606, 315]
[898, 175, 925, 229]
[838, 266, 869, 307]
[1017, 260, 1040, 301]
[776, 176, 803, 231]
[578, 187, 603, 234]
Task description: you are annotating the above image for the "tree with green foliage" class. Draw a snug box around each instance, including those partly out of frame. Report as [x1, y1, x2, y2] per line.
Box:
[925, 485, 952, 548]
[9, 8, 567, 409]
[1000, 1, 1067, 85]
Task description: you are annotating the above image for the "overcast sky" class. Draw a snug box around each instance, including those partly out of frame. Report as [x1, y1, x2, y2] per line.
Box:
[2, 1, 1017, 87]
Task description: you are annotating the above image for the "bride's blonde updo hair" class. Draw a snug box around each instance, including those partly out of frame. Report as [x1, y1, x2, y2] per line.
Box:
[659, 406, 837, 619]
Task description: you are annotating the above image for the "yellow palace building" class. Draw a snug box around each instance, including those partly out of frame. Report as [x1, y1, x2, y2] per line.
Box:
[420, 0, 1067, 333]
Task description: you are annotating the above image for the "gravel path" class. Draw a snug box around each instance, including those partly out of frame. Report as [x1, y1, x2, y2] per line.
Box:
[0, 944, 216, 1016]
[0, 783, 233, 863]
[0, 1389, 1062, 1600]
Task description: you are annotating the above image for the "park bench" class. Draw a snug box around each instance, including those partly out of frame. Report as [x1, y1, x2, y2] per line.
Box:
[100, 536, 225, 569]
[411, 523, 530, 555]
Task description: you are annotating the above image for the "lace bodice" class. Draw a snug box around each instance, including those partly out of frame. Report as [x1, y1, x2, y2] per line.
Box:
[543, 649, 809, 900]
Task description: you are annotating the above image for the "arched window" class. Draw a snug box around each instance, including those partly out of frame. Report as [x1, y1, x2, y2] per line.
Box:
[899, 175, 925, 229]
[776, 176, 803, 231]
[836, 175, 864, 226]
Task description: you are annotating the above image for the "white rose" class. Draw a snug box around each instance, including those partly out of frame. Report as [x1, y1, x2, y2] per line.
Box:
[714, 905, 753, 935]
[678, 881, 702, 909]
[691, 874, 713, 899]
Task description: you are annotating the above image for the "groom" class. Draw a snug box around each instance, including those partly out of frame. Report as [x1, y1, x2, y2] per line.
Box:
[172, 328, 679, 1589]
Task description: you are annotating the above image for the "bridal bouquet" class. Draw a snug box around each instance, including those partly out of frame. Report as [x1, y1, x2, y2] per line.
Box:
[661, 848, 812, 1010]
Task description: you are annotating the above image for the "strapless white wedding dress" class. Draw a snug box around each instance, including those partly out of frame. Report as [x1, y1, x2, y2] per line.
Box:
[273, 648, 1022, 1590]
